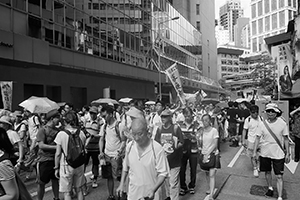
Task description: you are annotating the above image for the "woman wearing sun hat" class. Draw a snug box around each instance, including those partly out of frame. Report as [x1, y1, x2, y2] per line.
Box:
[253, 103, 290, 200]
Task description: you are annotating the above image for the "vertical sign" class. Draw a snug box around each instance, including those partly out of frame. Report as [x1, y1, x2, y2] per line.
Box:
[165, 63, 186, 105]
[0, 81, 13, 111]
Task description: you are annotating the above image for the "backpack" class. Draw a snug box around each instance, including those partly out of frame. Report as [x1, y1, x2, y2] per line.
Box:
[63, 128, 86, 168]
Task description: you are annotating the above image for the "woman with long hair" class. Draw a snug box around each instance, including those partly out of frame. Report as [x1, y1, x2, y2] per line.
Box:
[198, 114, 221, 200]
[279, 65, 293, 92]
[0, 127, 19, 200]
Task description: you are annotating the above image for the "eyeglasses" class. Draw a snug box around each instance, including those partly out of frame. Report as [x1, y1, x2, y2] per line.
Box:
[132, 131, 144, 139]
[250, 111, 258, 114]
[266, 110, 276, 113]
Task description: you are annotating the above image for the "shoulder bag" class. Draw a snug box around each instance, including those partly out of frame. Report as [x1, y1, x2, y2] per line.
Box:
[262, 120, 285, 154]
[198, 129, 217, 169]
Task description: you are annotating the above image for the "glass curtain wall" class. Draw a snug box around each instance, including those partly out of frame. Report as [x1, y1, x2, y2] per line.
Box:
[1, 0, 211, 85]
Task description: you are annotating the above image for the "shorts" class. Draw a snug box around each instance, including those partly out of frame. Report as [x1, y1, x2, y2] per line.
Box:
[259, 156, 285, 175]
[102, 155, 121, 180]
[36, 161, 58, 184]
[59, 164, 85, 192]
[228, 122, 237, 137]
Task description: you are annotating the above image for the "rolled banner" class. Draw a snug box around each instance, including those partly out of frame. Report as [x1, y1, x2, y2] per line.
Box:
[165, 63, 186, 105]
[0, 81, 13, 111]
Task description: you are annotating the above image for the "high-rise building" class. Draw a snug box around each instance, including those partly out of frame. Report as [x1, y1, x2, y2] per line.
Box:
[219, 0, 244, 42]
[250, 0, 297, 52]
[169, 0, 218, 82]
[234, 17, 250, 48]
[215, 25, 230, 45]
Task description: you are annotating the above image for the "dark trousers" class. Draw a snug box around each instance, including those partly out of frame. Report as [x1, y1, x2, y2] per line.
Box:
[295, 137, 300, 160]
[85, 151, 100, 179]
[180, 152, 198, 189]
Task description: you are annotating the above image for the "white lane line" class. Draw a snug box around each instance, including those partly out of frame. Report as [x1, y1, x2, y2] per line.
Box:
[30, 171, 93, 197]
[227, 146, 244, 168]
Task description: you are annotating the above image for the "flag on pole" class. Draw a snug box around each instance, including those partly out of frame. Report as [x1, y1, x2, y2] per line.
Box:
[0, 81, 13, 111]
[201, 90, 207, 98]
[165, 63, 186, 105]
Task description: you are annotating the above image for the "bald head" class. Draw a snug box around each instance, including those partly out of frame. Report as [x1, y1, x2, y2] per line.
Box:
[131, 117, 147, 134]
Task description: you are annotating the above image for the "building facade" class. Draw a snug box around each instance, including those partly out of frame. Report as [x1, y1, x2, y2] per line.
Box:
[219, 0, 243, 43]
[0, 0, 224, 109]
[234, 17, 250, 48]
[169, 0, 218, 81]
[250, 0, 298, 52]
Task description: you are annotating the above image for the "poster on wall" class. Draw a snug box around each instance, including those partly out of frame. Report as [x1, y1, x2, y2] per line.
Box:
[271, 43, 294, 93]
[0, 81, 13, 111]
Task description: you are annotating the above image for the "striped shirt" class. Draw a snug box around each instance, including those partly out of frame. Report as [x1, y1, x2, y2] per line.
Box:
[0, 152, 15, 182]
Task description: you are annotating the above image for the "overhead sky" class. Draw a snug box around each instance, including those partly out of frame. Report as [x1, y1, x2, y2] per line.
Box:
[215, 0, 251, 20]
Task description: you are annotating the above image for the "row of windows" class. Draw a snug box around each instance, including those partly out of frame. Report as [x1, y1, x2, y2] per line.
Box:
[252, 10, 295, 36]
[221, 60, 239, 65]
[221, 66, 240, 72]
[252, 29, 285, 52]
[252, 0, 297, 19]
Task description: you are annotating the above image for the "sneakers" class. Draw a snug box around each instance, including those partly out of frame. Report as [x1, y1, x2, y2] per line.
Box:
[90, 175, 94, 180]
[92, 181, 98, 188]
[277, 197, 283, 200]
[265, 189, 274, 197]
[179, 188, 188, 196]
[189, 188, 195, 194]
[253, 169, 259, 177]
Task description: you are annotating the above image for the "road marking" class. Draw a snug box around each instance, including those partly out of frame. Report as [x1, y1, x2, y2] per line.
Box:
[30, 171, 93, 197]
[227, 146, 244, 168]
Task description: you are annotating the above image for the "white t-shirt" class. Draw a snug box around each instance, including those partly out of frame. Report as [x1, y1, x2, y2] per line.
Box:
[7, 130, 21, 145]
[100, 121, 121, 157]
[201, 127, 219, 155]
[123, 140, 170, 200]
[243, 116, 262, 143]
[54, 128, 86, 165]
[28, 115, 40, 140]
[256, 117, 289, 159]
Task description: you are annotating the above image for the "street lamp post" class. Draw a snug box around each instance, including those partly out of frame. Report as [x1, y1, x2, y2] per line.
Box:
[157, 16, 179, 100]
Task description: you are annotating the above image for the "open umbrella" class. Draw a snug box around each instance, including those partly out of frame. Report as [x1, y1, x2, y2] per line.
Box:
[235, 98, 249, 103]
[215, 102, 228, 108]
[145, 101, 156, 105]
[201, 98, 220, 105]
[19, 96, 59, 113]
[91, 98, 119, 106]
[119, 98, 132, 104]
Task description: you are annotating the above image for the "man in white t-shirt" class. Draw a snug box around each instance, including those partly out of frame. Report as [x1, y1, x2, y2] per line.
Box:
[117, 117, 170, 200]
[54, 111, 86, 200]
[253, 103, 290, 200]
[149, 101, 165, 139]
[99, 105, 126, 200]
[242, 105, 262, 177]
[25, 110, 41, 151]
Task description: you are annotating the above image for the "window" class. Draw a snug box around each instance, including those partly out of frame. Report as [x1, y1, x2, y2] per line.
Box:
[293, 0, 297, 8]
[208, 66, 210, 75]
[196, 21, 201, 31]
[272, 13, 278, 29]
[279, 0, 285, 8]
[252, 37, 258, 52]
[265, 15, 270, 31]
[258, 1, 263, 16]
[252, 21, 257, 35]
[251, 4, 256, 18]
[258, 36, 263, 51]
[196, 4, 200, 15]
[264, 0, 270, 14]
[279, 11, 285, 27]
[271, 0, 277, 11]
[288, 0, 292, 6]
[258, 18, 263, 33]
[289, 10, 293, 20]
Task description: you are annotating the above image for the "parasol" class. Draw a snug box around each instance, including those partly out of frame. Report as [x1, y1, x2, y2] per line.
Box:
[91, 98, 119, 106]
[19, 96, 59, 114]
[145, 101, 156, 105]
[119, 98, 132, 104]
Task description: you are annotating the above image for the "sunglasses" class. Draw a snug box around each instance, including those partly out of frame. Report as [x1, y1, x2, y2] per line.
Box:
[266, 109, 276, 113]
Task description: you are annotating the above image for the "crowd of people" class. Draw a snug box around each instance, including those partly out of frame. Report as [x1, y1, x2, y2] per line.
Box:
[0, 98, 298, 200]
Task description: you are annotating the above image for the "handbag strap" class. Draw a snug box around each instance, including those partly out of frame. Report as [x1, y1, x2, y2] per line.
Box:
[262, 120, 285, 154]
